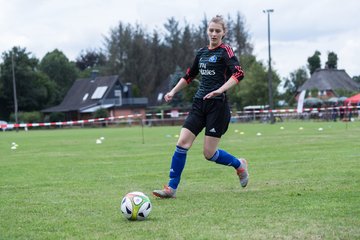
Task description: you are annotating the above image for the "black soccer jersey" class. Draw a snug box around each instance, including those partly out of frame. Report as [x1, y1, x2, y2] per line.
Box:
[183, 43, 244, 99]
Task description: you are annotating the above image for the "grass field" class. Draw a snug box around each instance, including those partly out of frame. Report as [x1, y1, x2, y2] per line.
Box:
[1, 121, 359, 239]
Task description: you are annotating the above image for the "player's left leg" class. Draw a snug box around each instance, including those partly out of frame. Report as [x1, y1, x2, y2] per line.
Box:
[203, 136, 240, 168]
[204, 136, 249, 188]
[203, 99, 249, 187]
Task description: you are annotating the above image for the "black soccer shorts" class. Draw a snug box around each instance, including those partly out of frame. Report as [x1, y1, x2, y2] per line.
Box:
[183, 98, 231, 138]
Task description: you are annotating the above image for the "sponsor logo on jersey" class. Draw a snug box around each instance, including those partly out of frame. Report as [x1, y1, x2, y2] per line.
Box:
[199, 56, 216, 75]
[200, 69, 215, 75]
[208, 55, 217, 63]
[199, 62, 207, 68]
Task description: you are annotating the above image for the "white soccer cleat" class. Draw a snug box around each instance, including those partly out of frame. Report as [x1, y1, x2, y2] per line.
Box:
[236, 158, 249, 188]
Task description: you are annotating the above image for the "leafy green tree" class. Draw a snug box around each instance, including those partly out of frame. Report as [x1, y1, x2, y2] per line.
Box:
[10, 111, 43, 123]
[75, 49, 107, 78]
[93, 108, 109, 118]
[225, 14, 234, 46]
[104, 22, 155, 98]
[353, 75, 360, 84]
[104, 22, 132, 76]
[101, 13, 270, 108]
[228, 55, 280, 110]
[168, 66, 184, 107]
[307, 50, 321, 75]
[0, 47, 55, 120]
[334, 89, 357, 98]
[48, 112, 65, 122]
[325, 51, 338, 69]
[127, 24, 153, 97]
[104, 21, 178, 100]
[148, 30, 173, 98]
[282, 67, 309, 106]
[164, 17, 182, 70]
[179, 23, 195, 70]
[232, 12, 253, 55]
[193, 14, 208, 49]
[76, 49, 107, 71]
[39, 49, 78, 104]
[182, 79, 199, 105]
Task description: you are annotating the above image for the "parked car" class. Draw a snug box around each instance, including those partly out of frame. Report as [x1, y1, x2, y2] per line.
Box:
[0, 120, 14, 131]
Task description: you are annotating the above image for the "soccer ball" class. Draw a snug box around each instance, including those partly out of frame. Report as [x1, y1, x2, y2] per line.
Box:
[120, 191, 152, 221]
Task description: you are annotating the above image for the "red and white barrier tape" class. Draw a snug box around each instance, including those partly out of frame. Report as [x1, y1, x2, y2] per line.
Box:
[238, 105, 359, 114]
[0, 106, 358, 129]
[0, 114, 143, 129]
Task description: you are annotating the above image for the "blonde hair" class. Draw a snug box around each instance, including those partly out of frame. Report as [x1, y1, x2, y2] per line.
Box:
[209, 15, 227, 38]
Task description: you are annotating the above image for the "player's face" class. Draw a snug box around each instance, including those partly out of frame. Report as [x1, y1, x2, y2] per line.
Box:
[207, 22, 225, 48]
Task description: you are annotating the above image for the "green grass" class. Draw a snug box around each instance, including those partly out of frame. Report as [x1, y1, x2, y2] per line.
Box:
[0, 121, 359, 239]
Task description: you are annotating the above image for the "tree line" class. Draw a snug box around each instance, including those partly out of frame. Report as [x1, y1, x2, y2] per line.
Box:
[1, 13, 358, 121]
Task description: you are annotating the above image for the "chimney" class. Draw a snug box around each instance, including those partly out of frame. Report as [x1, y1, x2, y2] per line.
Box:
[91, 69, 99, 80]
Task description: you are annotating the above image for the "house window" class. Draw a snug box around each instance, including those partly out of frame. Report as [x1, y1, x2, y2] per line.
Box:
[318, 90, 326, 96]
[114, 90, 121, 97]
[83, 93, 89, 101]
[91, 86, 108, 99]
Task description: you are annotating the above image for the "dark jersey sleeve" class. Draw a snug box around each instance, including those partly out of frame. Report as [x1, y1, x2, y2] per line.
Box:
[182, 49, 201, 84]
[222, 45, 245, 83]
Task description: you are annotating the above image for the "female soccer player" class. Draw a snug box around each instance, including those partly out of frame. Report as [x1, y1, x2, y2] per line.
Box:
[153, 15, 249, 198]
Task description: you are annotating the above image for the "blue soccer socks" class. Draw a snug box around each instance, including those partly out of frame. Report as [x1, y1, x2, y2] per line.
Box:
[168, 147, 241, 190]
[168, 146, 188, 190]
[208, 149, 241, 169]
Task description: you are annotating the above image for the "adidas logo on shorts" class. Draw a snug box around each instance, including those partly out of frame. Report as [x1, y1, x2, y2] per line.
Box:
[209, 128, 216, 133]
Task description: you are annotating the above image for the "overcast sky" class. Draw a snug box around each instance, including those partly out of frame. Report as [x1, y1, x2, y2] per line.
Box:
[1, 0, 359, 79]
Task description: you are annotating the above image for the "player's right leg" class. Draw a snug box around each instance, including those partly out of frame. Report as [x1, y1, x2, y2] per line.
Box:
[153, 128, 196, 198]
[152, 185, 177, 198]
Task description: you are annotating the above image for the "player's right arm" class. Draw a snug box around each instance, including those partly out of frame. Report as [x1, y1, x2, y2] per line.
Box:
[183, 49, 201, 84]
[164, 49, 201, 103]
[164, 78, 188, 102]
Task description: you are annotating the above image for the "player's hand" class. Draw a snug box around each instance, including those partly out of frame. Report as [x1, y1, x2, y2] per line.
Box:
[203, 90, 222, 100]
[164, 92, 174, 102]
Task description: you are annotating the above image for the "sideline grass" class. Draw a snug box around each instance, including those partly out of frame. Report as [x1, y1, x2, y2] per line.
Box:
[0, 121, 359, 239]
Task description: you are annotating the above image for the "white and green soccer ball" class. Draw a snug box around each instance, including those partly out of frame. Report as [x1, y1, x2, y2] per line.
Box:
[120, 191, 152, 221]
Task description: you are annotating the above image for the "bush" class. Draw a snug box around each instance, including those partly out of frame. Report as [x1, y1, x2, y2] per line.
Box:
[10, 111, 43, 123]
[48, 112, 65, 122]
[93, 108, 109, 118]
